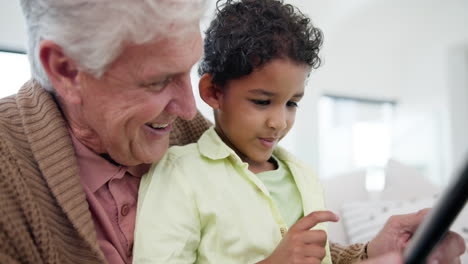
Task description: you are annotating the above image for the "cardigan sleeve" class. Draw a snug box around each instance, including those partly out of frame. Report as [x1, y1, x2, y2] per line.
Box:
[330, 242, 368, 264]
[0, 136, 43, 264]
[170, 111, 212, 147]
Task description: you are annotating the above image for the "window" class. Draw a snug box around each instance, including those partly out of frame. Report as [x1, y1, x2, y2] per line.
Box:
[0, 51, 30, 98]
[318, 94, 395, 191]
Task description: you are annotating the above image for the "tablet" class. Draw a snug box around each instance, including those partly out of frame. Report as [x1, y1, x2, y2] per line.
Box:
[403, 159, 468, 264]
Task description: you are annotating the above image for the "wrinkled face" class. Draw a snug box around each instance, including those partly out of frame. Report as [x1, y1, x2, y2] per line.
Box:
[214, 58, 308, 167]
[76, 27, 202, 166]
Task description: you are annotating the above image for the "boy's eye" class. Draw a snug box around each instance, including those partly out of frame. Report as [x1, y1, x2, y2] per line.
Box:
[251, 99, 270, 105]
[287, 101, 299, 107]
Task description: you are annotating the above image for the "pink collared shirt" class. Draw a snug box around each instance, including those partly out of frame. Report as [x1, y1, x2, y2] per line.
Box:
[70, 131, 146, 264]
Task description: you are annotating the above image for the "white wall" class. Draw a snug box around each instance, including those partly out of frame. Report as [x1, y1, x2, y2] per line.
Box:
[282, 0, 468, 184]
[448, 46, 468, 170]
[0, 0, 27, 51]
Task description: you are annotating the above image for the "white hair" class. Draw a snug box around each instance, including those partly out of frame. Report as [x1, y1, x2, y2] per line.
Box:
[20, 0, 206, 92]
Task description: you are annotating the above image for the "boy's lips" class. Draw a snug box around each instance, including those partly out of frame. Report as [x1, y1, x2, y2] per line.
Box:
[258, 137, 277, 148]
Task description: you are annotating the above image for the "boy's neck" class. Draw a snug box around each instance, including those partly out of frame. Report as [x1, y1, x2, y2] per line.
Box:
[248, 157, 278, 174]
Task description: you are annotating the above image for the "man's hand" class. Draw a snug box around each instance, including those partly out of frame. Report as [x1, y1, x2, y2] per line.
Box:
[360, 252, 403, 264]
[367, 208, 466, 263]
[259, 211, 338, 264]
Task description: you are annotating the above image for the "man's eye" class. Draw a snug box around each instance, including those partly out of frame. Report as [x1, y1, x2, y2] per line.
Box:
[287, 101, 299, 107]
[251, 99, 270, 105]
[146, 78, 172, 90]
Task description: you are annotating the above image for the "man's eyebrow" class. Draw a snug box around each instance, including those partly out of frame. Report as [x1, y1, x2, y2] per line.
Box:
[139, 73, 173, 85]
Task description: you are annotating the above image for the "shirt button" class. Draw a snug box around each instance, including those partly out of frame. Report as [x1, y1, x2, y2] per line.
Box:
[121, 204, 130, 216]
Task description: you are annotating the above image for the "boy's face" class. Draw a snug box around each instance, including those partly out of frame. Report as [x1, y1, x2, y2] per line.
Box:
[213, 58, 309, 168]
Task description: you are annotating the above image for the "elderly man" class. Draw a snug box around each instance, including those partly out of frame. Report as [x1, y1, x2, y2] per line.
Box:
[0, 0, 464, 263]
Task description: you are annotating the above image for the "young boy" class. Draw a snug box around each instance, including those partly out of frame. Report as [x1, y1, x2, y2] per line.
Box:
[134, 0, 337, 263]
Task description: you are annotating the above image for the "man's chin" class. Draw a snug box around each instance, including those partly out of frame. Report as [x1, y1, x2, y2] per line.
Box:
[142, 153, 165, 164]
[142, 145, 170, 164]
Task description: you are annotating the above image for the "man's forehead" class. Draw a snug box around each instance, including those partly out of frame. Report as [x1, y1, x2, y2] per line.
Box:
[118, 30, 202, 78]
[125, 23, 201, 55]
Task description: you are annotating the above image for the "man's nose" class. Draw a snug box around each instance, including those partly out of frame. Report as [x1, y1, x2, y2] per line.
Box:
[166, 75, 197, 120]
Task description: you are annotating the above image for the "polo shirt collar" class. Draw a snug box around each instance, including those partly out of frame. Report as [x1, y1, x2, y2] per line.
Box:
[198, 126, 244, 165]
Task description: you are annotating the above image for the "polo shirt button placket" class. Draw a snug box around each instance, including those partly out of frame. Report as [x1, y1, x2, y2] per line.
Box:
[281, 226, 289, 237]
[121, 204, 130, 216]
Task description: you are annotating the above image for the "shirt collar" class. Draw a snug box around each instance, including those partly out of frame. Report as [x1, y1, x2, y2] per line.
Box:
[68, 129, 141, 193]
[198, 126, 238, 161]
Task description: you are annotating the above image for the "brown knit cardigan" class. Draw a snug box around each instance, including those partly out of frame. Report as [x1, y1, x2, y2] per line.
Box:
[0, 81, 366, 263]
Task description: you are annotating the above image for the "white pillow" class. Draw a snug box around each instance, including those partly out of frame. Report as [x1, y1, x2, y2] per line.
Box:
[382, 159, 441, 200]
[322, 169, 368, 244]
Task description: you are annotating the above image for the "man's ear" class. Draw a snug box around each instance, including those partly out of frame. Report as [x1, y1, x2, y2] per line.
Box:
[39, 40, 82, 104]
[199, 73, 223, 109]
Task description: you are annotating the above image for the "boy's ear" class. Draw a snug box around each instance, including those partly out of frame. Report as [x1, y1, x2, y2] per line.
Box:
[39, 40, 82, 104]
[199, 73, 223, 109]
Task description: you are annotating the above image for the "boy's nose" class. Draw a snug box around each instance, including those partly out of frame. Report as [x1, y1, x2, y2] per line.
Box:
[267, 109, 287, 130]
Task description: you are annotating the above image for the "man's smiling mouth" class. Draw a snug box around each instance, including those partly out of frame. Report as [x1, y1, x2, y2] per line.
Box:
[146, 123, 169, 129]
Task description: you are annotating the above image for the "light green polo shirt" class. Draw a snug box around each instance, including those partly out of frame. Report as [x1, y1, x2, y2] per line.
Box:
[134, 127, 331, 264]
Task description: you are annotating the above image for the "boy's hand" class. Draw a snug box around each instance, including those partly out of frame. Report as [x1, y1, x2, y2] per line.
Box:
[259, 211, 339, 264]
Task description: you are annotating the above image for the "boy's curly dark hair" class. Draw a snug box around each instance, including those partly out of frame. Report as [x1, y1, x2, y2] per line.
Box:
[198, 0, 323, 86]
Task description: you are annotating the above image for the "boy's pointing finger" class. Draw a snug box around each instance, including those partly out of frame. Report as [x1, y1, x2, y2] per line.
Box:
[290, 210, 339, 232]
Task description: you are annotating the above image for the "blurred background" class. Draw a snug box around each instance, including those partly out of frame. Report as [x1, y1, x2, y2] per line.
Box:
[196, 0, 468, 190]
[1, 0, 467, 253]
